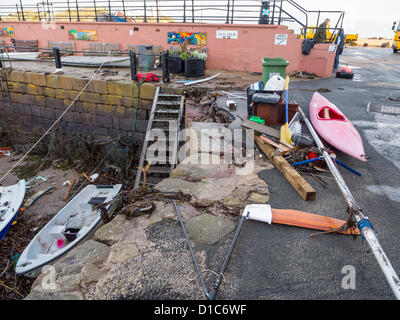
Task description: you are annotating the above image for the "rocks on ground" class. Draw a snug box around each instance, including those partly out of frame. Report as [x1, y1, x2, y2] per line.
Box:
[25, 158, 272, 299]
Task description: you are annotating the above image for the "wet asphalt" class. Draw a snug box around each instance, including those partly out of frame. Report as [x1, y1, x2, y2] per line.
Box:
[208, 47, 400, 300]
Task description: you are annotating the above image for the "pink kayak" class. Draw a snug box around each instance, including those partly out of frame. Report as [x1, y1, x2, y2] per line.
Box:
[309, 92, 367, 162]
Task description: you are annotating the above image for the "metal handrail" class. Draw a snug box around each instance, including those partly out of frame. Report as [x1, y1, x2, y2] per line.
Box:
[0, 0, 346, 44]
[0, 44, 163, 57]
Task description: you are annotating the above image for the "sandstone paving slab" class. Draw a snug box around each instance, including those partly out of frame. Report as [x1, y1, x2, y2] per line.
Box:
[185, 213, 236, 245]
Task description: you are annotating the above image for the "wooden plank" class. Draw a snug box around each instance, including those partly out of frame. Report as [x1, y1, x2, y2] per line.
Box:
[62, 178, 76, 201]
[255, 135, 316, 201]
[271, 208, 359, 235]
[260, 135, 289, 153]
[241, 119, 280, 139]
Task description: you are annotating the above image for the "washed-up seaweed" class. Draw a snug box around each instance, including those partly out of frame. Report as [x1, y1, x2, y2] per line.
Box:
[289, 71, 317, 80]
[97, 185, 192, 222]
[284, 147, 331, 187]
[0, 214, 50, 300]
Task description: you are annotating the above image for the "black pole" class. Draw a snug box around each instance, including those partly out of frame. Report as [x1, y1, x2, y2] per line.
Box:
[16, 4, 20, 21]
[19, 0, 25, 21]
[278, 0, 283, 25]
[161, 51, 170, 83]
[192, 0, 194, 23]
[46, 0, 51, 21]
[231, 0, 235, 24]
[53, 47, 62, 70]
[209, 213, 249, 300]
[67, 0, 71, 22]
[156, 0, 159, 23]
[122, 0, 127, 22]
[183, 0, 186, 23]
[51, 3, 54, 21]
[226, 0, 230, 24]
[108, 0, 112, 21]
[144, 0, 147, 23]
[271, 0, 276, 24]
[37, 4, 41, 21]
[173, 201, 211, 299]
[259, 1, 270, 25]
[93, 0, 98, 21]
[75, 0, 80, 22]
[130, 51, 137, 81]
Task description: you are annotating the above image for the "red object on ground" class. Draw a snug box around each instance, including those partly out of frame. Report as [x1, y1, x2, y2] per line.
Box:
[271, 208, 360, 235]
[0, 147, 11, 157]
[339, 67, 352, 74]
[307, 150, 323, 166]
[309, 92, 367, 162]
[336, 67, 354, 79]
[136, 73, 160, 82]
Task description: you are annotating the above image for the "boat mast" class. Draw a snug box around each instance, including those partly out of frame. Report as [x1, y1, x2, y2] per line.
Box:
[298, 106, 400, 300]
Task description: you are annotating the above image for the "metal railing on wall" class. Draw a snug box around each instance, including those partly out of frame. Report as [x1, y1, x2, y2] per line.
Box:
[0, 0, 264, 24]
[0, 1, 345, 44]
[0, 43, 174, 83]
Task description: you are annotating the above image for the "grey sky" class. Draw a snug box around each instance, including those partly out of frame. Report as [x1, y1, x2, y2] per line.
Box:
[1, 0, 398, 38]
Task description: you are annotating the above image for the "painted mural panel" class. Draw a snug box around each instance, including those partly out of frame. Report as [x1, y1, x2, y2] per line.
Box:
[167, 32, 206, 45]
[68, 29, 98, 41]
[0, 27, 15, 37]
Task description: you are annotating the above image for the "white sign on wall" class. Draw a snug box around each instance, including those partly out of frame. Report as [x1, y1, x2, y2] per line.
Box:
[329, 45, 337, 52]
[216, 30, 239, 39]
[274, 34, 288, 46]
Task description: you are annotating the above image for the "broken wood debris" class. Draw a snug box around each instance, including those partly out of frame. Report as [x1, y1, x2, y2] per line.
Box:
[241, 119, 280, 139]
[260, 135, 290, 154]
[254, 135, 316, 201]
[62, 178, 76, 202]
[288, 71, 317, 80]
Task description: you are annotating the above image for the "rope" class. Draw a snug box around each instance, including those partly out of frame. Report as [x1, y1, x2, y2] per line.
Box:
[357, 218, 376, 240]
[187, 269, 223, 282]
[0, 51, 112, 183]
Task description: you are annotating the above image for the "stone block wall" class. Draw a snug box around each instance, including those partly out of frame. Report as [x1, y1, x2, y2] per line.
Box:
[0, 69, 156, 144]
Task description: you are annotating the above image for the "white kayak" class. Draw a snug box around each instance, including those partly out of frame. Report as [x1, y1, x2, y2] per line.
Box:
[15, 184, 122, 277]
[0, 180, 26, 241]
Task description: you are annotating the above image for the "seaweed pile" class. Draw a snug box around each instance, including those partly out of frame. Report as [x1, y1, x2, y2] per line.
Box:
[0, 214, 49, 300]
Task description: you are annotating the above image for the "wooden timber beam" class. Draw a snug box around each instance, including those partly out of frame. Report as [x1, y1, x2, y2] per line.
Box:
[254, 135, 316, 201]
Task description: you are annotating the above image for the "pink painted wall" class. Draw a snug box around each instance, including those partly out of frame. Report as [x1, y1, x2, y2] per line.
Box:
[0, 21, 336, 77]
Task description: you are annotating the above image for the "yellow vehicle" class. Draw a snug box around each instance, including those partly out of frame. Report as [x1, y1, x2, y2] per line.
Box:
[300, 27, 358, 45]
[392, 21, 400, 53]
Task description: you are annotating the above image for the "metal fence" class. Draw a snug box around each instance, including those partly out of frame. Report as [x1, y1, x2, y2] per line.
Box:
[0, 0, 264, 24]
[0, 1, 345, 43]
